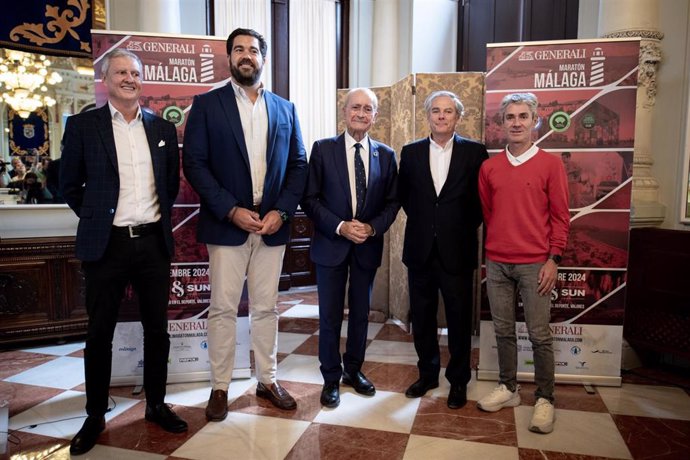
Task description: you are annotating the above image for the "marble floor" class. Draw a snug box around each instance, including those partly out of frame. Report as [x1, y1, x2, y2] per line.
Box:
[1, 287, 689, 459]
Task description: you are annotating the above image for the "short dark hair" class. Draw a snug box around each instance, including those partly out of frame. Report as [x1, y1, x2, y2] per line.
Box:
[226, 28, 268, 59]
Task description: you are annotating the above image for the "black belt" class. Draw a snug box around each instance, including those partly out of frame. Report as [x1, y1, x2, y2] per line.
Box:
[112, 222, 161, 238]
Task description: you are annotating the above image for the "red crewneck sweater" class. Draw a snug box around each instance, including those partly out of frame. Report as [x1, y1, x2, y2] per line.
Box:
[479, 148, 570, 264]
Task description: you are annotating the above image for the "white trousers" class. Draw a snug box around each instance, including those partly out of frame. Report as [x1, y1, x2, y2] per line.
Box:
[207, 234, 285, 390]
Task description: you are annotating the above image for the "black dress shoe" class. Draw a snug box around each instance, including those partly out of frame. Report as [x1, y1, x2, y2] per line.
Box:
[447, 384, 468, 409]
[405, 378, 439, 398]
[320, 381, 340, 408]
[145, 403, 188, 433]
[342, 370, 376, 396]
[70, 415, 105, 455]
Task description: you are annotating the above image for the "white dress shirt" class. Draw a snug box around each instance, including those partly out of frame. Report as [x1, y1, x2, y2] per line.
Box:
[505, 143, 539, 166]
[336, 131, 371, 235]
[109, 102, 160, 226]
[429, 135, 454, 196]
[230, 79, 268, 205]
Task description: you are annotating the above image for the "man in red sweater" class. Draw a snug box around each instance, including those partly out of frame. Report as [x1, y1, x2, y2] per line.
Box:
[477, 93, 569, 434]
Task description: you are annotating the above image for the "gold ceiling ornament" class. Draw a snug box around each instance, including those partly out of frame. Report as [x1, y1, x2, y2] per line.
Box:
[0, 50, 63, 118]
[9, 0, 92, 53]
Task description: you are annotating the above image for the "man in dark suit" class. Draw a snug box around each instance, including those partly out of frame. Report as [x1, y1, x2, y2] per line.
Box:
[183, 28, 308, 420]
[302, 88, 400, 408]
[398, 90, 488, 409]
[61, 49, 187, 455]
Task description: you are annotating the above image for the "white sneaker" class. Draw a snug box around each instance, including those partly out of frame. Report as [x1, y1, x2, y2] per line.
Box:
[477, 384, 521, 412]
[529, 397, 555, 434]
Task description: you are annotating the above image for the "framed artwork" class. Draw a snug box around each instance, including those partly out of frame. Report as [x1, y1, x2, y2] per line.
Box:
[8, 107, 50, 156]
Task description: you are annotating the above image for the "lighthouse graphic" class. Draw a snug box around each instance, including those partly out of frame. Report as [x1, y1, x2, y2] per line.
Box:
[200, 44, 215, 83]
[590, 47, 605, 86]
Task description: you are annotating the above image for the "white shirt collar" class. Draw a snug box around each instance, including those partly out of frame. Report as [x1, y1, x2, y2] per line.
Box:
[505, 143, 539, 166]
[429, 135, 454, 151]
[344, 131, 370, 152]
[108, 101, 142, 122]
[229, 78, 264, 100]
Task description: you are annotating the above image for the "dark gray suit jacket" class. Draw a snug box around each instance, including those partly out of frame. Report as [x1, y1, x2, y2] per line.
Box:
[60, 104, 180, 261]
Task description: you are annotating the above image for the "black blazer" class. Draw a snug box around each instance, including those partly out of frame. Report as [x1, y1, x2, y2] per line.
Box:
[61, 104, 180, 262]
[398, 134, 488, 274]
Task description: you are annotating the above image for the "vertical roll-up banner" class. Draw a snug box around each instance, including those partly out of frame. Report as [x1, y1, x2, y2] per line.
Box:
[91, 31, 251, 385]
[479, 39, 640, 386]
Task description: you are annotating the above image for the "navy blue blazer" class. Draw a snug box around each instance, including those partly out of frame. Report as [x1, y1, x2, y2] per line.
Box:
[398, 133, 488, 274]
[60, 104, 180, 262]
[302, 134, 400, 270]
[182, 84, 307, 246]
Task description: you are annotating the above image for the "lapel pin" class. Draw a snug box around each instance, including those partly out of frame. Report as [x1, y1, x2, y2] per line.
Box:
[158, 140, 165, 147]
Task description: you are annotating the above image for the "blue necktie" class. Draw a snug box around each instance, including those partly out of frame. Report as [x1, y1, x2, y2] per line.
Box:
[354, 142, 366, 218]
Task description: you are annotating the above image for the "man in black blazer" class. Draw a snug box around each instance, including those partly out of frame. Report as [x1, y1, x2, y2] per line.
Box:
[302, 88, 400, 408]
[61, 49, 186, 455]
[398, 90, 488, 409]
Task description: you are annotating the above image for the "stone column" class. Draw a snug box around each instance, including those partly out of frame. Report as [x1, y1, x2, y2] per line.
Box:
[138, 0, 181, 34]
[598, 0, 666, 226]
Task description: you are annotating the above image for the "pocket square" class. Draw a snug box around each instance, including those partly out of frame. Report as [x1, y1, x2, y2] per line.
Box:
[158, 140, 166, 147]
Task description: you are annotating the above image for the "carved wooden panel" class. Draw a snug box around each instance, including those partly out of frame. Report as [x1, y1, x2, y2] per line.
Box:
[0, 237, 88, 346]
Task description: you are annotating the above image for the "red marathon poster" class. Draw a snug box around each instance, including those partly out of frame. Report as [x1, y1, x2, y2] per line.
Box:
[91, 31, 251, 384]
[479, 39, 639, 385]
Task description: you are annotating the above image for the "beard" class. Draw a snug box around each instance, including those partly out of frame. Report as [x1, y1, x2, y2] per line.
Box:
[230, 59, 262, 86]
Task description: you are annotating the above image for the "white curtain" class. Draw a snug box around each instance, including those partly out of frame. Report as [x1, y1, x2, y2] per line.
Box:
[289, 0, 337, 153]
[214, 0, 272, 90]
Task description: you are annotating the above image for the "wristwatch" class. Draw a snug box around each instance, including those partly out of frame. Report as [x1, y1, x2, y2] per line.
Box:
[275, 209, 289, 222]
[548, 254, 562, 265]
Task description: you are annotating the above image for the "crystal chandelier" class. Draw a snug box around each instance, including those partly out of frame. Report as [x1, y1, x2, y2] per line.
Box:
[0, 50, 63, 118]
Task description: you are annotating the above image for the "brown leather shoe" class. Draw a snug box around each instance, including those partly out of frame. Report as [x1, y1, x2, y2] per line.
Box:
[256, 382, 297, 410]
[205, 389, 228, 421]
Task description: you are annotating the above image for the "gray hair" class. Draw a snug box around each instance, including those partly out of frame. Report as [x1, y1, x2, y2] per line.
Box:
[344, 87, 378, 112]
[424, 91, 464, 116]
[101, 49, 143, 78]
[499, 92, 538, 120]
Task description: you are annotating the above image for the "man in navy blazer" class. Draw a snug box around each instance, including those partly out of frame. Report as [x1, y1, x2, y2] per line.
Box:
[399, 91, 488, 409]
[183, 28, 308, 419]
[61, 49, 186, 455]
[302, 88, 400, 407]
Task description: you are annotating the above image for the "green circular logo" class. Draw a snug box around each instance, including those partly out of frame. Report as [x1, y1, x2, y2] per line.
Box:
[549, 111, 571, 132]
[163, 106, 184, 127]
[581, 113, 596, 129]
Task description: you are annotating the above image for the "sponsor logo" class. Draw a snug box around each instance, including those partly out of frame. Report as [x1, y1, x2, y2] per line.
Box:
[173, 343, 192, 352]
[571, 345, 582, 355]
[163, 106, 184, 127]
[179, 357, 199, 363]
[581, 113, 596, 129]
[549, 111, 571, 132]
[555, 361, 569, 366]
[524, 360, 534, 366]
[590, 47, 605, 85]
[137, 359, 144, 368]
[200, 341, 208, 350]
[576, 361, 588, 370]
[533, 48, 587, 61]
[126, 41, 143, 51]
[592, 349, 613, 354]
[518, 51, 535, 61]
[118, 346, 137, 352]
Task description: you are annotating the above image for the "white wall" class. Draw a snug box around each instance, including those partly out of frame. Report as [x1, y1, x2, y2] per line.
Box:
[409, 0, 457, 74]
[652, 0, 690, 229]
[578, 0, 690, 229]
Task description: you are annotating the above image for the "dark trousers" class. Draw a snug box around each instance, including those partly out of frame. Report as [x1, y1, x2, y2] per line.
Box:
[316, 251, 377, 383]
[82, 228, 171, 416]
[408, 243, 474, 386]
